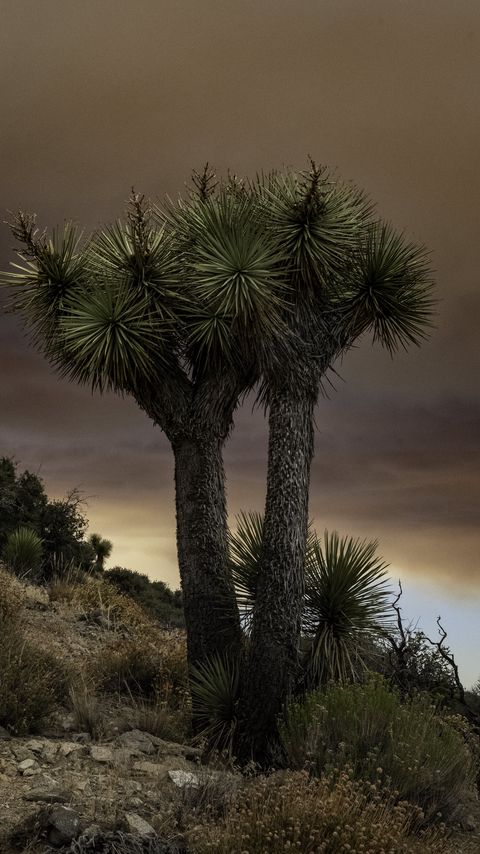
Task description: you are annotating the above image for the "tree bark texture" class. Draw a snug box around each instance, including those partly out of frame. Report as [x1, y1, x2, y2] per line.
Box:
[173, 435, 243, 672]
[240, 386, 316, 762]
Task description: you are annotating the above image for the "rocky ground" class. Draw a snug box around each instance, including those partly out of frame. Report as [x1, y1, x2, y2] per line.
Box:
[0, 723, 225, 852]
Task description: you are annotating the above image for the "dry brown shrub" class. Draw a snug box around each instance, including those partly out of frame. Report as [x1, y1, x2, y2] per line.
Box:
[89, 627, 188, 701]
[0, 564, 24, 625]
[73, 576, 151, 631]
[191, 769, 455, 854]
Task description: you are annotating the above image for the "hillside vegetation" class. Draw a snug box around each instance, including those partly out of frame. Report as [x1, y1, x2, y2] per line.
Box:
[0, 563, 479, 853]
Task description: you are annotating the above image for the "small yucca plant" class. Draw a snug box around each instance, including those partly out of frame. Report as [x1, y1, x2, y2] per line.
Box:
[189, 652, 240, 754]
[3, 526, 43, 579]
[302, 531, 393, 688]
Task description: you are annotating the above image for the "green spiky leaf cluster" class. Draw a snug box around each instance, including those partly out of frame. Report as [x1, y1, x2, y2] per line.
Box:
[1, 163, 435, 397]
[59, 284, 169, 392]
[258, 165, 372, 291]
[2, 217, 86, 346]
[339, 222, 435, 352]
[230, 511, 392, 687]
[3, 526, 43, 579]
[189, 652, 240, 752]
[302, 531, 392, 687]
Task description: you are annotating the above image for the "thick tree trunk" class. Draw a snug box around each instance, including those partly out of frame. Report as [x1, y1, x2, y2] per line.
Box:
[173, 435, 243, 673]
[240, 386, 316, 763]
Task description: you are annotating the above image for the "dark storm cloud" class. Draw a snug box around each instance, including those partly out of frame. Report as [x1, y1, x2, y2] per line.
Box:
[0, 0, 479, 593]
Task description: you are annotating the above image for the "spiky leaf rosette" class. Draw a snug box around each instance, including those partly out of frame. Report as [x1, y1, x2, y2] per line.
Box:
[302, 531, 392, 689]
[164, 187, 288, 370]
[58, 283, 170, 393]
[88, 198, 184, 324]
[258, 164, 372, 293]
[189, 652, 240, 753]
[338, 221, 435, 352]
[3, 526, 43, 579]
[229, 510, 317, 629]
[0, 215, 86, 349]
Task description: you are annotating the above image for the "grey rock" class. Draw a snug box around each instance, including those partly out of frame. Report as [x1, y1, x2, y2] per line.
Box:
[11, 745, 34, 761]
[0, 725, 12, 739]
[24, 784, 72, 804]
[133, 760, 169, 777]
[25, 739, 45, 753]
[124, 812, 156, 836]
[116, 729, 155, 755]
[59, 741, 84, 757]
[168, 769, 199, 788]
[22, 766, 39, 777]
[46, 805, 80, 847]
[72, 731, 91, 743]
[90, 744, 114, 763]
[41, 742, 59, 763]
[18, 758, 37, 773]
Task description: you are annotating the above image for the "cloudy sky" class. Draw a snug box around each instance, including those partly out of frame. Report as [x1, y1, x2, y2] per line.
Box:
[1, 1, 479, 684]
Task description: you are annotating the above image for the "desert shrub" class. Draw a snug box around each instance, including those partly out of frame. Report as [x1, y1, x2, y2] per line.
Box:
[191, 770, 454, 854]
[127, 695, 191, 742]
[0, 623, 70, 734]
[378, 630, 458, 701]
[280, 678, 477, 823]
[73, 576, 151, 631]
[90, 636, 164, 696]
[3, 526, 43, 579]
[90, 630, 188, 701]
[0, 566, 23, 625]
[105, 566, 185, 628]
[69, 680, 105, 740]
[48, 577, 77, 603]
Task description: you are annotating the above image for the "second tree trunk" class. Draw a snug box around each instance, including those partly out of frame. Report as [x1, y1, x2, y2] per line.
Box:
[240, 386, 316, 762]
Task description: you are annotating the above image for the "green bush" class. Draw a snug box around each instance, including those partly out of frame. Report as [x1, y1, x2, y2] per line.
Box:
[191, 770, 454, 854]
[3, 526, 43, 579]
[104, 566, 184, 627]
[280, 678, 477, 823]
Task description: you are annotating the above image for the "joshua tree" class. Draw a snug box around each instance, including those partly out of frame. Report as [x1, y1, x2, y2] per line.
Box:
[237, 165, 434, 760]
[0, 172, 283, 674]
[88, 533, 113, 573]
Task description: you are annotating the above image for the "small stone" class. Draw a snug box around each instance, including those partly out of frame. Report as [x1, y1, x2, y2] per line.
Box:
[133, 760, 168, 776]
[22, 766, 39, 777]
[41, 743, 59, 763]
[11, 746, 34, 761]
[90, 745, 114, 763]
[59, 741, 84, 757]
[18, 758, 37, 773]
[72, 732, 91, 743]
[116, 729, 155, 755]
[25, 739, 45, 753]
[24, 785, 72, 804]
[0, 725, 12, 739]
[46, 805, 80, 847]
[124, 812, 155, 836]
[168, 769, 199, 788]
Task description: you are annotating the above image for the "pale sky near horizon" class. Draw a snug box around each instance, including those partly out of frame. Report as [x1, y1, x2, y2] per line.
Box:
[0, 1, 479, 684]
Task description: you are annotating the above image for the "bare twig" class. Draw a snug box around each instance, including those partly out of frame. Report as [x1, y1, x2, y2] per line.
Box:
[424, 616, 466, 705]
